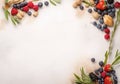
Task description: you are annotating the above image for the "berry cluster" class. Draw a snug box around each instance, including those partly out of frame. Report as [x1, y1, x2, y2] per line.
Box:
[90, 58, 118, 84]
[73, 0, 120, 40]
[11, 1, 49, 17]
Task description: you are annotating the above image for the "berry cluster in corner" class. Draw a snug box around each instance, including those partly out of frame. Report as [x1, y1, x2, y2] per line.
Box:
[73, 0, 120, 40]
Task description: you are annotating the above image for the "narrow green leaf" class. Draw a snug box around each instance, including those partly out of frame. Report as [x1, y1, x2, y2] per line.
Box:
[115, 50, 119, 58]
[104, 51, 109, 65]
[3, 8, 10, 20]
[10, 16, 17, 25]
[49, 0, 56, 6]
[112, 56, 120, 65]
[74, 73, 80, 80]
[53, 0, 61, 4]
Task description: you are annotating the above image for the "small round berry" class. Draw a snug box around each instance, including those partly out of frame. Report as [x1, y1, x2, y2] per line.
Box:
[93, 21, 97, 26]
[99, 61, 104, 67]
[88, 9, 92, 13]
[79, 5, 84, 10]
[27, 11, 32, 16]
[97, 24, 102, 29]
[99, 19, 104, 24]
[104, 34, 110, 40]
[103, 24, 107, 29]
[98, 68, 103, 73]
[13, 4, 17, 8]
[44, 1, 49, 6]
[91, 58, 95, 62]
[104, 28, 110, 34]
[38, 2, 43, 8]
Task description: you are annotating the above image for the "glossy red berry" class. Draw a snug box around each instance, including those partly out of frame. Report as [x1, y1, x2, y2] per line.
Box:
[22, 6, 29, 12]
[104, 34, 110, 40]
[104, 64, 112, 72]
[104, 28, 110, 34]
[33, 5, 39, 11]
[27, 1, 34, 8]
[114, 2, 120, 8]
[11, 8, 18, 16]
[104, 76, 113, 84]
[101, 71, 106, 78]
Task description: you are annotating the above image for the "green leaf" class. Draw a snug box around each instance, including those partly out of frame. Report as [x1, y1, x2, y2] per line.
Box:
[49, 0, 56, 6]
[3, 7, 10, 20]
[10, 16, 17, 25]
[112, 56, 120, 65]
[115, 50, 119, 58]
[74, 73, 80, 80]
[104, 51, 109, 65]
[117, 9, 120, 22]
[53, 0, 61, 4]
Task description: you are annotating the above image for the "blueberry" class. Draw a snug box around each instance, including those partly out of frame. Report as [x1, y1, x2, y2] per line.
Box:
[99, 19, 104, 24]
[111, 70, 116, 74]
[108, 9, 112, 13]
[91, 58, 95, 62]
[13, 4, 17, 8]
[44, 1, 49, 6]
[103, 24, 107, 29]
[98, 68, 103, 73]
[99, 61, 104, 67]
[20, 2, 27, 8]
[93, 21, 97, 26]
[27, 11, 32, 16]
[98, 80, 102, 84]
[94, 0, 99, 4]
[88, 9, 92, 13]
[107, 0, 114, 4]
[38, 2, 43, 8]
[94, 8, 98, 12]
[108, 12, 115, 18]
[112, 8, 116, 12]
[97, 10, 102, 14]
[103, 10, 108, 15]
[89, 72, 98, 81]
[95, 70, 99, 75]
[97, 24, 102, 29]
[17, 4, 21, 9]
[79, 5, 84, 10]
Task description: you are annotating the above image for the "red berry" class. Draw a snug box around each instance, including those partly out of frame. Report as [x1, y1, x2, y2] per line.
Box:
[11, 8, 18, 16]
[22, 6, 29, 12]
[101, 71, 106, 78]
[33, 5, 39, 11]
[27, 1, 34, 8]
[114, 2, 120, 8]
[104, 76, 113, 84]
[104, 34, 110, 40]
[104, 28, 110, 34]
[104, 64, 112, 72]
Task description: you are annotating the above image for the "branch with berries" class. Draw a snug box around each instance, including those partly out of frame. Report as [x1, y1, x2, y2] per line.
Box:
[3, 0, 61, 25]
[73, 0, 120, 84]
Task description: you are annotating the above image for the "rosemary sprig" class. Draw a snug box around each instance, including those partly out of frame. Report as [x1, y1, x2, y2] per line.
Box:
[49, 0, 61, 6]
[82, 0, 94, 7]
[3, 7, 20, 25]
[74, 68, 93, 84]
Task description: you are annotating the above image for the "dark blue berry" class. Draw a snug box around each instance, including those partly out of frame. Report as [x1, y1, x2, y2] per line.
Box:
[107, 0, 114, 4]
[91, 58, 95, 62]
[95, 70, 99, 75]
[38, 2, 43, 8]
[99, 19, 104, 24]
[79, 5, 84, 10]
[108, 12, 115, 18]
[97, 10, 102, 14]
[89, 72, 98, 81]
[103, 24, 107, 29]
[94, 8, 98, 12]
[27, 11, 32, 16]
[93, 21, 97, 26]
[88, 9, 92, 13]
[13, 4, 17, 8]
[98, 68, 103, 73]
[97, 24, 102, 29]
[99, 61, 104, 67]
[44, 1, 49, 6]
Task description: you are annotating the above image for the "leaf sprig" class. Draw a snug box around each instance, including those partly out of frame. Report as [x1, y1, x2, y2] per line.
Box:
[74, 68, 93, 84]
[3, 7, 20, 25]
[49, 0, 61, 6]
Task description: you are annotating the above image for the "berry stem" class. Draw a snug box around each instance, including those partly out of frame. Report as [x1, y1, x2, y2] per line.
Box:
[108, 9, 120, 56]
